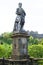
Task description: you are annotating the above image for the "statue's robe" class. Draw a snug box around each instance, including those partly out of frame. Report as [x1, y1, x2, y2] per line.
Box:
[16, 8, 26, 29]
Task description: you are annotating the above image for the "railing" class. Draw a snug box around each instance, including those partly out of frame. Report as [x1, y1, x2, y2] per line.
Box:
[30, 58, 43, 65]
[0, 58, 30, 65]
[0, 57, 43, 65]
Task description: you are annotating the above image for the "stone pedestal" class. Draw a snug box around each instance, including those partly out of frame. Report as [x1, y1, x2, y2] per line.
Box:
[11, 32, 30, 60]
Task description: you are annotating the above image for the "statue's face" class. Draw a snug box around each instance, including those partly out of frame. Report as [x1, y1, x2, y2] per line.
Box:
[18, 3, 22, 8]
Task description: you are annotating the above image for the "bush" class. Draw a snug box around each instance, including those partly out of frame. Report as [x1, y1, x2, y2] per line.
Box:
[28, 44, 43, 58]
[0, 44, 12, 58]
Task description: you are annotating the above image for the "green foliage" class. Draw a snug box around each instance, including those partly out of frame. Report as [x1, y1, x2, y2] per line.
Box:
[39, 38, 43, 45]
[28, 44, 43, 58]
[0, 43, 12, 58]
[0, 32, 12, 44]
[0, 32, 43, 59]
[28, 36, 40, 45]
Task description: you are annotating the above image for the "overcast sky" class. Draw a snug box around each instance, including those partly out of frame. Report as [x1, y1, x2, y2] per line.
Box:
[0, 0, 43, 34]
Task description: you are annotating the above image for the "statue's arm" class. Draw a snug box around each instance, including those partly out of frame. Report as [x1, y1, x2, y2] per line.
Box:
[23, 10, 26, 16]
[16, 8, 18, 14]
[16, 8, 21, 15]
[22, 8, 26, 16]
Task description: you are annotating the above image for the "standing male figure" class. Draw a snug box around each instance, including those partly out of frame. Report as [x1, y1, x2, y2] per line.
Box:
[16, 3, 26, 30]
[13, 3, 26, 32]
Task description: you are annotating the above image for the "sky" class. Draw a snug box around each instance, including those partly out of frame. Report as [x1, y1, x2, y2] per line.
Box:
[0, 0, 43, 34]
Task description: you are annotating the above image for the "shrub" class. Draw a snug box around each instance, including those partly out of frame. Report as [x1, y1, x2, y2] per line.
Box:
[0, 44, 12, 58]
[28, 44, 43, 58]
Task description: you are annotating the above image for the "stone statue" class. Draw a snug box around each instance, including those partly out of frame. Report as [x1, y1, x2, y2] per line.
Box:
[13, 3, 26, 32]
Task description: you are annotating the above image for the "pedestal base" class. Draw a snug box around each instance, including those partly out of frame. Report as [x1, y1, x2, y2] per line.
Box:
[12, 54, 30, 60]
[11, 32, 30, 60]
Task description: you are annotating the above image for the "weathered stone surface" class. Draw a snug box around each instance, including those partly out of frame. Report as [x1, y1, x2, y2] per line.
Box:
[11, 3, 30, 60]
[13, 3, 26, 32]
[11, 32, 29, 60]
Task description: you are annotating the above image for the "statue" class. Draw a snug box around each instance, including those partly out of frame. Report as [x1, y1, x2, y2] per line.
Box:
[13, 3, 26, 32]
[12, 3, 30, 60]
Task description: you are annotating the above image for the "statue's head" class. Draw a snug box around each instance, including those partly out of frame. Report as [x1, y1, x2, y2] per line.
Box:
[18, 3, 22, 8]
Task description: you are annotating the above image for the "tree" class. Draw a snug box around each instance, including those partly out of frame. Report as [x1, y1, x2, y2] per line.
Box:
[28, 36, 39, 45]
[0, 32, 12, 44]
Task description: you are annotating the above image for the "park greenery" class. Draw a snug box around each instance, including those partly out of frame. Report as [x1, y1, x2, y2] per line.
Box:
[0, 32, 43, 58]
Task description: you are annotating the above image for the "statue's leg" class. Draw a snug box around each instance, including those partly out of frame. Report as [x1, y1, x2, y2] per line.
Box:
[17, 22, 21, 31]
[20, 18, 25, 30]
[20, 22, 24, 30]
[16, 22, 18, 31]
